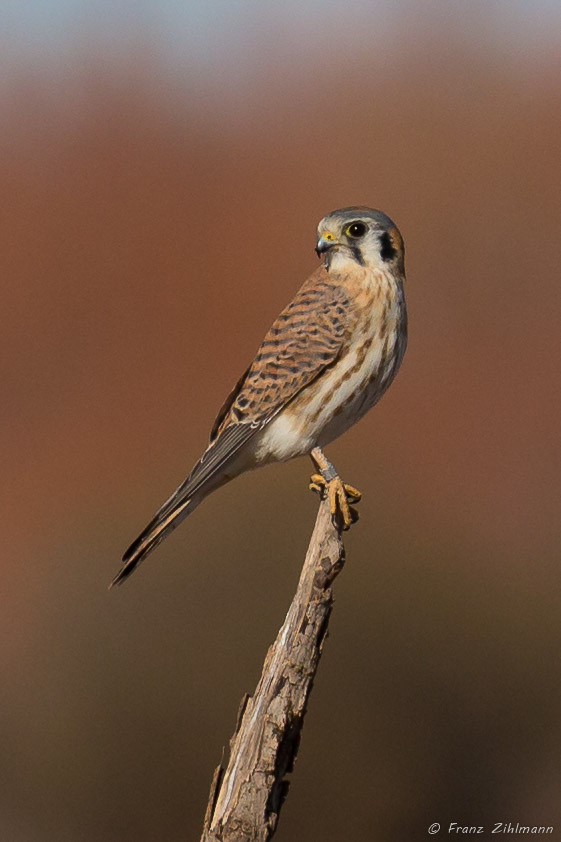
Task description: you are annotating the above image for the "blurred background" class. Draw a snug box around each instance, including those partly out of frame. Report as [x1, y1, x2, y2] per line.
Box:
[2, 1, 561, 839]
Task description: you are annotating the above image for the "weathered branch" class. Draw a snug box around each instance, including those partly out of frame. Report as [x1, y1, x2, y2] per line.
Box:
[200, 496, 346, 842]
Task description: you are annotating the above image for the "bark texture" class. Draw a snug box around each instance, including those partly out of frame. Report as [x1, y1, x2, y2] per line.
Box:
[200, 497, 346, 842]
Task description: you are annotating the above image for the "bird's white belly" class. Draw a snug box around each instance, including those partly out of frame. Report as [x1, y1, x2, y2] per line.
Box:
[254, 413, 311, 462]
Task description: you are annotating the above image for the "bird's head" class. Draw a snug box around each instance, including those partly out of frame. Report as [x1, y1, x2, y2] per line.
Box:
[316, 206, 404, 274]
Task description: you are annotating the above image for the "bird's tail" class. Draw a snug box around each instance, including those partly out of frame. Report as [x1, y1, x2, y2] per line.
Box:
[110, 419, 262, 589]
[109, 495, 201, 589]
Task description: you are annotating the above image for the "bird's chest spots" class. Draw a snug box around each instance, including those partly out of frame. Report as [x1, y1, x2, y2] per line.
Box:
[293, 324, 383, 424]
[292, 283, 404, 438]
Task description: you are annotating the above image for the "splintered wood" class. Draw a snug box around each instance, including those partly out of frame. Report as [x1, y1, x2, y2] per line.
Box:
[201, 498, 346, 842]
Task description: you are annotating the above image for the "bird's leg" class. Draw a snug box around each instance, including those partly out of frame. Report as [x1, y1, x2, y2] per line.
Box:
[309, 446, 362, 530]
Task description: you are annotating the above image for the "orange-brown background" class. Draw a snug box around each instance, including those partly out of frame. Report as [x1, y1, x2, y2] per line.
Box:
[2, 3, 561, 840]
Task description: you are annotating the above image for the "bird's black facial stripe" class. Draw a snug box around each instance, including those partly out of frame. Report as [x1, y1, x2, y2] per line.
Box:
[350, 246, 365, 265]
[379, 231, 396, 261]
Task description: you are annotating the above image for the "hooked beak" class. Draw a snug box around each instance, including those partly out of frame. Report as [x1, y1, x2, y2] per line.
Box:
[315, 232, 337, 257]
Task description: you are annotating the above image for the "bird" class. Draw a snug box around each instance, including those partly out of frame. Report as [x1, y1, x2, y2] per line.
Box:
[110, 206, 407, 588]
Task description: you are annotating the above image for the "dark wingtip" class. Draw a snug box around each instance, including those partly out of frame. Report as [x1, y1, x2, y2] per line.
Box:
[108, 556, 139, 590]
[109, 528, 153, 589]
[110, 493, 195, 592]
[108, 569, 126, 590]
[122, 533, 144, 564]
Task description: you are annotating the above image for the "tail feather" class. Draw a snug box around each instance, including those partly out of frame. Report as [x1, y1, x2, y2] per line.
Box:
[109, 496, 197, 588]
[110, 417, 263, 589]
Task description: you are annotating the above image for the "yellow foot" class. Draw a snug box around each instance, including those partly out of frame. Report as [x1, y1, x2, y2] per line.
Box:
[309, 473, 362, 530]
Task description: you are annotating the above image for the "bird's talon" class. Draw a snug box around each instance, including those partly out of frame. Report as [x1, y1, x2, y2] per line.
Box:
[309, 473, 326, 497]
[343, 483, 362, 504]
[336, 493, 353, 530]
[310, 471, 360, 530]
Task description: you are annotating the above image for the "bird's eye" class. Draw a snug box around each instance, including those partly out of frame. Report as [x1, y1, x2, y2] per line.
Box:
[346, 221, 367, 238]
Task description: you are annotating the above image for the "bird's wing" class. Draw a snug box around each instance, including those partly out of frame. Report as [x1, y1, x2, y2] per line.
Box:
[112, 268, 349, 586]
[152, 269, 349, 514]
[208, 365, 252, 442]
[213, 267, 350, 434]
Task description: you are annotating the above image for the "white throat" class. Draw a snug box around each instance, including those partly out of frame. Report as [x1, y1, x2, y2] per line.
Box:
[326, 249, 362, 273]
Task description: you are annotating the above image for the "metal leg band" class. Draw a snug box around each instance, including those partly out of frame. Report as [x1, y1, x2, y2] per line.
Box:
[320, 463, 338, 482]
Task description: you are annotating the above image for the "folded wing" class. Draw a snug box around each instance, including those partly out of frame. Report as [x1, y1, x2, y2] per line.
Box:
[111, 268, 349, 587]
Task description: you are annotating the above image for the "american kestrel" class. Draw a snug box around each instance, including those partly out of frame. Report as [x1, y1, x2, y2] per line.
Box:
[111, 207, 407, 587]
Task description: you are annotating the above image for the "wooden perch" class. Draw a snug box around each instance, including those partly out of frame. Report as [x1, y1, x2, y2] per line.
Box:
[200, 496, 347, 842]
